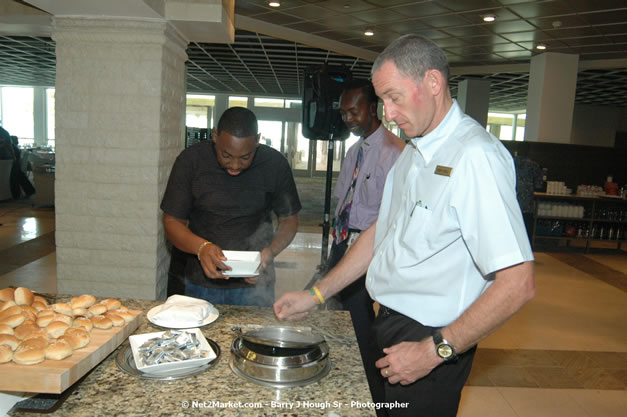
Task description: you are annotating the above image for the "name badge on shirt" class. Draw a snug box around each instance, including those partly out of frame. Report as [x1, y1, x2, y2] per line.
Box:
[434, 165, 453, 176]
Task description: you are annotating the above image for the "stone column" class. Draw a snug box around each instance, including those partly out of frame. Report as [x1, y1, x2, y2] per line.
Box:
[525, 52, 579, 143]
[53, 17, 187, 300]
[457, 78, 490, 128]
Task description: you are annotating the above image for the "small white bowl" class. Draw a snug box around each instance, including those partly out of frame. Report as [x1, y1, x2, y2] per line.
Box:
[222, 250, 261, 277]
[129, 328, 216, 374]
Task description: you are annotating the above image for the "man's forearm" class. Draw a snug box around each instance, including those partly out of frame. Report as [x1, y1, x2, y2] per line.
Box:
[269, 214, 299, 257]
[317, 222, 376, 300]
[442, 261, 535, 353]
[163, 213, 206, 255]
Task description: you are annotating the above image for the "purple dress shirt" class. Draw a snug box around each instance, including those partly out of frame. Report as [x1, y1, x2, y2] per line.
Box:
[333, 124, 405, 231]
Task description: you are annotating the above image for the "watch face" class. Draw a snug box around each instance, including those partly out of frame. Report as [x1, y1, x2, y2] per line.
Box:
[437, 344, 453, 359]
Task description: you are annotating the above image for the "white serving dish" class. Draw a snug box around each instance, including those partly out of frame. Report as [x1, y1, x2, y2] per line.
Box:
[129, 328, 216, 374]
[146, 304, 219, 329]
[222, 250, 261, 277]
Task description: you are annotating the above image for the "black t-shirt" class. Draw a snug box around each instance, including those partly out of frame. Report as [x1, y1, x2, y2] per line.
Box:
[161, 141, 301, 288]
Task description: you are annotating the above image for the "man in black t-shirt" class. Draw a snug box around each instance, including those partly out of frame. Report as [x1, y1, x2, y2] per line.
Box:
[161, 107, 301, 306]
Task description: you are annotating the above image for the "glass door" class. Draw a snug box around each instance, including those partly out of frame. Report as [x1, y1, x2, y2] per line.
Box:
[258, 120, 284, 153]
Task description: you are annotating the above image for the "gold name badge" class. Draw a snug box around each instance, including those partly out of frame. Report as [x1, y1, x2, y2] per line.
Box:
[434, 165, 453, 176]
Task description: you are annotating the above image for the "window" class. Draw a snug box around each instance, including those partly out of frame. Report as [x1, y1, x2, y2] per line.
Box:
[258, 120, 283, 151]
[487, 112, 526, 141]
[186, 94, 215, 129]
[254, 98, 284, 108]
[286, 100, 302, 109]
[229, 96, 248, 108]
[46, 88, 55, 147]
[1, 86, 34, 145]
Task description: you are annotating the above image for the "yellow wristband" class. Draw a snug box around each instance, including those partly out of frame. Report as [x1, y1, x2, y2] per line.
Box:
[197, 241, 211, 261]
[312, 286, 325, 305]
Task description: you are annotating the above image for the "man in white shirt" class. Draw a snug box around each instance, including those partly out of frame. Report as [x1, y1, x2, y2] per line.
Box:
[275, 34, 535, 416]
[329, 78, 404, 409]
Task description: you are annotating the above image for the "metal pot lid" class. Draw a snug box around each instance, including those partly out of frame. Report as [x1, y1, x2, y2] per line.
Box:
[231, 326, 325, 349]
[231, 337, 328, 366]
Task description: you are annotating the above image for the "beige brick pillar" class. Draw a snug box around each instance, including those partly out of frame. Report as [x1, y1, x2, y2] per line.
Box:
[52, 17, 187, 300]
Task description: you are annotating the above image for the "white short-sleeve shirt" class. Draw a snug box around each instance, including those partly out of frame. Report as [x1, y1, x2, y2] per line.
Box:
[366, 101, 533, 327]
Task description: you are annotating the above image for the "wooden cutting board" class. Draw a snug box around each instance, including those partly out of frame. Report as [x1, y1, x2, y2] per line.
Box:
[0, 309, 142, 393]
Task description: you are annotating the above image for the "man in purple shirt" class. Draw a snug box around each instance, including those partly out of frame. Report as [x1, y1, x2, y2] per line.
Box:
[328, 78, 405, 407]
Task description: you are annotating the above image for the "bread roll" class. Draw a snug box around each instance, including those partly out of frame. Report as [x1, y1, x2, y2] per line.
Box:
[0, 324, 14, 335]
[62, 328, 90, 349]
[21, 306, 38, 322]
[91, 315, 112, 330]
[0, 334, 19, 350]
[51, 314, 72, 326]
[0, 313, 26, 328]
[72, 307, 88, 317]
[14, 287, 34, 306]
[46, 321, 70, 338]
[13, 346, 45, 365]
[104, 312, 124, 327]
[23, 328, 49, 342]
[36, 315, 55, 328]
[14, 323, 40, 340]
[114, 305, 128, 313]
[18, 336, 48, 350]
[0, 305, 22, 321]
[0, 345, 11, 363]
[101, 299, 121, 311]
[45, 339, 73, 360]
[0, 288, 15, 303]
[87, 304, 107, 316]
[52, 303, 73, 316]
[0, 300, 17, 312]
[32, 295, 48, 306]
[31, 301, 47, 312]
[37, 309, 55, 318]
[72, 317, 93, 332]
[114, 311, 135, 324]
[70, 294, 96, 309]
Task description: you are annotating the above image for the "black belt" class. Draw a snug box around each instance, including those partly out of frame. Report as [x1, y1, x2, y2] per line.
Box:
[379, 304, 400, 318]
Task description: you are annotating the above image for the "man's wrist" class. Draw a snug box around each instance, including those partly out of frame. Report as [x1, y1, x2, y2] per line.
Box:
[197, 241, 212, 260]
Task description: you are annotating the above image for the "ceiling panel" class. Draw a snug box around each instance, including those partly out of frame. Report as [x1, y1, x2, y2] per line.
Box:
[393, 2, 452, 18]
[0, 0, 625, 113]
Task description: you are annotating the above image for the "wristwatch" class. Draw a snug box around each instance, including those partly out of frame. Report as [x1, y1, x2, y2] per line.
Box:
[432, 329, 458, 361]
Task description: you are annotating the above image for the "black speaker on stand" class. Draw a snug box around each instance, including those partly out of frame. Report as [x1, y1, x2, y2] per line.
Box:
[301, 64, 351, 292]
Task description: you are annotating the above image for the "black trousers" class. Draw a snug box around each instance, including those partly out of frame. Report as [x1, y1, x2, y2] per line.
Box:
[373, 307, 477, 417]
[327, 238, 386, 412]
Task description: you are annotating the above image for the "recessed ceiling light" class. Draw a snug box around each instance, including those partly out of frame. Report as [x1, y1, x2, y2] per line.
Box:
[482, 14, 496, 22]
[268, 1, 280, 7]
[343, 4, 350, 8]
[536, 43, 547, 50]
[364, 28, 374, 36]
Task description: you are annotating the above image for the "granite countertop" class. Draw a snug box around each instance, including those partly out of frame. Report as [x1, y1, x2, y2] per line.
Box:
[10, 298, 376, 417]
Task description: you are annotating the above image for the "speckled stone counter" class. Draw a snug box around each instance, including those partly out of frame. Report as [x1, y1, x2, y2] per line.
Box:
[10, 297, 376, 417]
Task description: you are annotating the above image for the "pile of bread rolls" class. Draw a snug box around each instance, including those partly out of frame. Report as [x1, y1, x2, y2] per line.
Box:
[0, 287, 134, 366]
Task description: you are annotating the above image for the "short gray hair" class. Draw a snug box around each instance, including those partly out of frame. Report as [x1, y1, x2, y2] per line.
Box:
[371, 34, 450, 84]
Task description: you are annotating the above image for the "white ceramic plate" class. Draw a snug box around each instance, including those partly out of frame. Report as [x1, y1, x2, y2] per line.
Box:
[146, 304, 219, 329]
[129, 328, 216, 375]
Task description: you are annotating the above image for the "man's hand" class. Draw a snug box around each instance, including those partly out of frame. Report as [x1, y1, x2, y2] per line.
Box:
[198, 242, 231, 279]
[260, 247, 274, 271]
[375, 339, 443, 385]
[274, 291, 316, 320]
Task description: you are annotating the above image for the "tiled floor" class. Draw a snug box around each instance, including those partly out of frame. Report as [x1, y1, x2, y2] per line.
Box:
[1, 180, 626, 416]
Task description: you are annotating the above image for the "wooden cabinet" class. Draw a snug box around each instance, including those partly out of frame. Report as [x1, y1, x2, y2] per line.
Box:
[532, 192, 626, 252]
